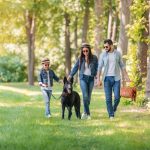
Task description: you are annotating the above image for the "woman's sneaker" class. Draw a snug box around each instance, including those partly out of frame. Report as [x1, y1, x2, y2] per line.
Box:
[81, 113, 88, 119]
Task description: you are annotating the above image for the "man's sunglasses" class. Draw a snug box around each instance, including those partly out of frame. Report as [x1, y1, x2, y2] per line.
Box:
[104, 46, 109, 49]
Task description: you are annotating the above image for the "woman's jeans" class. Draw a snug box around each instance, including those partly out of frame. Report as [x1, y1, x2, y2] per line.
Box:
[41, 89, 52, 116]
[80, 75, 94, 115]
[104, 76, 120, 117]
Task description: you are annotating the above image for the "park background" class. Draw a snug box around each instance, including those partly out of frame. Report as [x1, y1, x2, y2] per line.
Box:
[0, 0, 150, 150]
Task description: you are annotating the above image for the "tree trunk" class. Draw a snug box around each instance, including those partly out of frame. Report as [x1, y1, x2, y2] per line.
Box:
[74, 16, 79, 83]
[82, 0, 90, 43]
[118, 0, 132, 63]
[111, 13, 117, 42]
[25, 10, 35, 86]
[107, 0, 113, 39]
[94, 0, 103, 57]
[146, 58, 150, 98]
[145, 0, 150, 98]
[137, 5, 149, 79]
[64, 12, 71, 76]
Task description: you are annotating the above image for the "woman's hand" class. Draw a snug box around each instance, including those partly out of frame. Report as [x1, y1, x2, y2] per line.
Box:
[58, 80, 63, 84]
[67, 75, 71, 81]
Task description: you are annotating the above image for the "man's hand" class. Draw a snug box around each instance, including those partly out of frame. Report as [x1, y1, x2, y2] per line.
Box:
[122, 69, 130, 82]
[97, 80, 102, 87]
[123, 75, 130, 82]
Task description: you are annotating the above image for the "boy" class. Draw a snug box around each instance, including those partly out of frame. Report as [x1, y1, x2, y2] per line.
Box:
[38, 58, 59, 118]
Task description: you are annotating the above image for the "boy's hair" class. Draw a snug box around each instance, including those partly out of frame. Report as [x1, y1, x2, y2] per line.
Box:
[104, 39, 113, 45]
[41, 58, 50, 64]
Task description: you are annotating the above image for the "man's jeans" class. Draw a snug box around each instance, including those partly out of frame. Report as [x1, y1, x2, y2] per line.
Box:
[104, 76, 120, 117]
[41, 89, 52, 116]
[80, 75, 94, 115]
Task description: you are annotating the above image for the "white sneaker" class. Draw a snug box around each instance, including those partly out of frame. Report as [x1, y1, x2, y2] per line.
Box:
[47, 114, 51, 118]
[87, 115, 91, 120]
[109, 116, 114, 120]
[81, 113, 88, 119]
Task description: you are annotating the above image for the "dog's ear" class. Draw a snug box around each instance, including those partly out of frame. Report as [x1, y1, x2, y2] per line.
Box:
[70, 77, 74, 84]
[63, 76, 67, 84]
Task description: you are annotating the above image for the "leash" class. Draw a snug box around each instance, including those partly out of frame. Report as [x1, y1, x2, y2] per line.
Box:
[51, 93, 62, 100]
[51, 92, 70, 100]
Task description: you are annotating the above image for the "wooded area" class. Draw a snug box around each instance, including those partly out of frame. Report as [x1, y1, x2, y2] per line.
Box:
[0, 0, 150, 99]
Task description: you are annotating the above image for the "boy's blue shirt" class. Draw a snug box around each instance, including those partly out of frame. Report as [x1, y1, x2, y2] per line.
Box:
[38, 68, 59, 86]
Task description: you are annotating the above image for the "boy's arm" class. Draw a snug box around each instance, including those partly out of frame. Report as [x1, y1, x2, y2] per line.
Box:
[53, 71, 59, 82]
[38, 71, 43, 86]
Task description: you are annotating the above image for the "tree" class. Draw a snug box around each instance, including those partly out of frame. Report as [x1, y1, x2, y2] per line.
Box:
[145, 0, 150, 98]
[64, 12, 71, 75]
[107, 0, 113, 39]
[118, 0, 132, 63]
[94, 0, 103, 57]
[146, 57, 150, 98]
[82, 0, 90, 43]
[25, 9, 36, 85]
[137, 3, 149, 79]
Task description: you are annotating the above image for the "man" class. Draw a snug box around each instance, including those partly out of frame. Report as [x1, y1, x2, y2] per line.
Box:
[97, 39, 130, 119]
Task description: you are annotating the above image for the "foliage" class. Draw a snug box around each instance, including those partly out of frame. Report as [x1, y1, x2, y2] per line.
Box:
[126, 44, 141, 87]
[135, 89, 147, 107]
[121, 98, 134, 106]
[127, 0, 149, 42]
[0, 55, 27, 82]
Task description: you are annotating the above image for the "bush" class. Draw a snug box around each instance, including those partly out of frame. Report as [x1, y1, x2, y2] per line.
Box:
[0, 55, 27, 82]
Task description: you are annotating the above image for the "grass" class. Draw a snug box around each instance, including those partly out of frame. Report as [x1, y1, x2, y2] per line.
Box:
[0, 82, 150, 150]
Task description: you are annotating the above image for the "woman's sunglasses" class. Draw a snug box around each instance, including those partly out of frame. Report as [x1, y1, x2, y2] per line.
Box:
[83, 50, 88, 53]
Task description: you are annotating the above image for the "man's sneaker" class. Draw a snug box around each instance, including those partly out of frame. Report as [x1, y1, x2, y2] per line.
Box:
[109, 116, 114, 120]
[87, 115, 91, 120]
[81, 113, 88, 119]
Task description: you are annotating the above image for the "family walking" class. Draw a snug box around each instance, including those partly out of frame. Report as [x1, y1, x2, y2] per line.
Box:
[38, 39, 130, 120]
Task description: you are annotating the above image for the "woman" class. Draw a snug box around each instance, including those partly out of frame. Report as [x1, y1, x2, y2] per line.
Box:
[67, 43, 98, 119]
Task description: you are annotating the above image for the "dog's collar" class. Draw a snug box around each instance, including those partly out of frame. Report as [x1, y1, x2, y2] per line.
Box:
[62, 92, 71, 96]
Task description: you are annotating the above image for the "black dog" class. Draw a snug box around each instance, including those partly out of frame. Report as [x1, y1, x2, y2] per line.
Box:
[61, 77, 81, 120]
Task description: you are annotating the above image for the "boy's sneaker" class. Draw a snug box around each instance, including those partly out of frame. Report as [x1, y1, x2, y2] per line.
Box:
[47, 114, 51, 118]
[81, 113, 88, 119]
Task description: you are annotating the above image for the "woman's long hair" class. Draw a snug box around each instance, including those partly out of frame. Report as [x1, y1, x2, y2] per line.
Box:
[79, 43, 93, 70]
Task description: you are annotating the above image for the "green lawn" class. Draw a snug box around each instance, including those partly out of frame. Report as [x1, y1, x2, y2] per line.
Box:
[0, 82, 150, 150]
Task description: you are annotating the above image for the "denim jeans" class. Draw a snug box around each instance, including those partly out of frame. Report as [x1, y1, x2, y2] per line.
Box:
[41, 89, 52, 116]
[80, 75, 94, 115]
[104, 76, 120, 117]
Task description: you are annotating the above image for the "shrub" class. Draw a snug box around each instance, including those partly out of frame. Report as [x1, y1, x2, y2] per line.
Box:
[0, 55, 27, 82]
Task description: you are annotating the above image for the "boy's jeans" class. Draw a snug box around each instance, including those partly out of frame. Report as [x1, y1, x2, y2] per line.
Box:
[41, 89, 52, 116]
[80, 75, 94, 115]
[104, 76, 120, 117]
